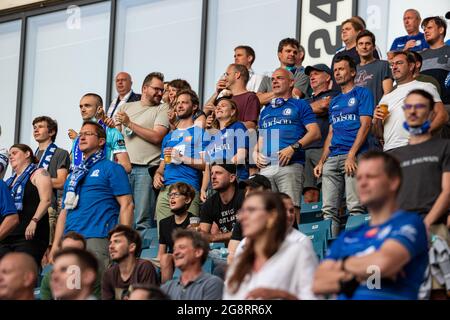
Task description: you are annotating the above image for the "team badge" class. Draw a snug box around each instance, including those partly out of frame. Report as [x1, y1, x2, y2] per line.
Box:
[348, 97, 356, 106]
[282, 108, 292, 116]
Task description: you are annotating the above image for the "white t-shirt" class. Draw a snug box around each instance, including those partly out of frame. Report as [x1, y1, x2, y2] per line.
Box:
[247, 69, 266, 93]
[380, 80, 441, 151]
[224, 230, 318, 300]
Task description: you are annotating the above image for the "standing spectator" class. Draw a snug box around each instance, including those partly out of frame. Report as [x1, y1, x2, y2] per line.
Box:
[205, 64, 260, 130]
[161, 229, 224, 300]
[157, 182, 196, 283]
[255, 68, 320, 223]
[115, 72, 170, 234]
[70, 93, 131, 173]
[201, 98, 249, 200]
[32, 116, 70, 250]
[303, 64, 340, 203]
[51, 122, 134, 272]
[102, 225, 158, 300]
[313, 152, 428, 300]
[0, 180, 19, 243]
[389, 9, 429, 54]
[314, 55, 374, 237]
[390, 89, 450, 245]
[0, 252, 37, 300]
[153, 90, 207, 228]
[373, 52, 447, 152]
[1, 144, 52, 266]
[234, 45, 266, 93]
[224, 192, 317, 300]
[106, 72, 141, 123]
[421, 16, 450, 137]
[199, 163, 245, 243]
[0, 125, 8, 180]
[355, 30, 393, 105]
[51, 248, 99, 300]
[257, 38, 311, 105]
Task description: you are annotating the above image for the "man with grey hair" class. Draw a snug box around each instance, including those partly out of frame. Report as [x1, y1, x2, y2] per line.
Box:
[107, 72, 141, 123]
[389, 9, 429, 54]
[0, 252, 38, 300]
[0, 125, 8, 180]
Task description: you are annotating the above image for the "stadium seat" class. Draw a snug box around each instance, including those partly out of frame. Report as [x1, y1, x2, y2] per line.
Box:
[305, 232, 326, 260]
[209, 242, 225, 250]
[142, 227, 158, 249]
[300, 202, 323, 224]
[140, 246, 159, 259]
[299, 219, 332, 240]
[345, 214, 371, 231]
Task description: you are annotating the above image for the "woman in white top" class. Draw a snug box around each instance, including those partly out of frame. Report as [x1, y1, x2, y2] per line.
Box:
[224, 192, 318, 300]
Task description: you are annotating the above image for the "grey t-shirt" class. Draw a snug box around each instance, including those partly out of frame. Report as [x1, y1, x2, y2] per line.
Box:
[161, 272, 224, 300]
[258, 67, 311, 98]
[420, 45, 450, 104]
[355, 60, 392, 104]
[36, 147, 70, 209]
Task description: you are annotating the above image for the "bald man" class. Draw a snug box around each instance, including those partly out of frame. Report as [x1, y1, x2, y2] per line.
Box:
[0, 252, 38, 300]
[254, 68, 321, 223]
[107, 72, 142, 122]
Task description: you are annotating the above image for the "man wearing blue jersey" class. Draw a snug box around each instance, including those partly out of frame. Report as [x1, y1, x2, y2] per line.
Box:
[254, 68, 321, 223]
[313, 151, 428, 300]
[314, 55, 374, 237]
[153, 90, 208, 229]
[69, 93, 131, 173]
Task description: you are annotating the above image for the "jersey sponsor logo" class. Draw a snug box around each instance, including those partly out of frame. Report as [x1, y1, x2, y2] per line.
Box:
[260, 117, 293, 128]
[184, 136, 193, 142]
[117, 139, 125, 147]
[364, 227, 379, 238]
[90, 169, 100, 177]
[395, 224, 417, 243]
[348, 97, 356, 106]
[331, 112, 357, 124]
[377, 225, 392, 240]
[282, 108, 292, 116]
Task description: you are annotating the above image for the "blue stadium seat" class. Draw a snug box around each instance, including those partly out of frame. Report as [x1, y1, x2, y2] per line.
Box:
[300, 202, 323, 224]
[305, 233, 326, 260]
[299, 219, 332, 240]
[345, 214, 371, 231]
[209, 242, 225, 250]
[140, 246, 159, 259]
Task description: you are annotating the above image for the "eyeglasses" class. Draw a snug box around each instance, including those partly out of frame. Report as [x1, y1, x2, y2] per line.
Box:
[149, 85, 164, 93]
[78, 131, 98, 138]
[168, 192, 184, 198]
[402, 103, 428, 110]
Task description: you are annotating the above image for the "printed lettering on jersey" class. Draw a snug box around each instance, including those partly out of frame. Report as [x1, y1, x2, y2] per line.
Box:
[331, 112, 357, 124]
[376, 225, 392, 240]
[393, 224, 417, 243]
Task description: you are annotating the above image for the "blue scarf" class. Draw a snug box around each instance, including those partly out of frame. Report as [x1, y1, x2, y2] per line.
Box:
[71, 119, 107, 170]
[64, 149, 105, 210]
[5, 163, 37, 210]
[35, 142, 57, 170]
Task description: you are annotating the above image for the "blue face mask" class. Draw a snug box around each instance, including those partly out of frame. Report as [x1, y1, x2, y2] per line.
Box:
[403, 120, 431, 135]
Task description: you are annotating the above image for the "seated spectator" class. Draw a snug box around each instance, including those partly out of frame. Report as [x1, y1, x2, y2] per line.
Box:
[313, 151, 428, 300]
[373, 51, 447, 152]
[224, 192, 317, 300]
[40, 231, 102, 300]
[1, 144, 52, 266]
[389, 9, 429, 55]
[128, 284, 170, 300]
[199, 163, 244, 243]
[102, 225, 158, 300]
[106, 72, 141, 123]
[227, 174, 273, 265]
[51, 248, 99, 300]
[0, 125, 8, 180]
[233, 45, 266, 93]
[157, 182, 196, 283]
[161, 229, 223, 300]
[0, 252, 37, 300]
[390, 89, 450, 299]
[409, 51, 442, 95]
[257, 38, 311, 105]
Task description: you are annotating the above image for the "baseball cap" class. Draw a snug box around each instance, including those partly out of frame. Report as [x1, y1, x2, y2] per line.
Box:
[211, 162, 237, 175]
[238, 174, 272, 190]
[305, 64, 332, 76]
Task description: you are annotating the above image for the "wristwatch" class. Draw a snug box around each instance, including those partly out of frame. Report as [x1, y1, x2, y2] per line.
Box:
[290, 142, 302, 151]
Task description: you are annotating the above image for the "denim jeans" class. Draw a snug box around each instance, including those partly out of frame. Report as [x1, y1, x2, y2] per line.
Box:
[321, 154, 365, 237]
[129, 165, 156, 234]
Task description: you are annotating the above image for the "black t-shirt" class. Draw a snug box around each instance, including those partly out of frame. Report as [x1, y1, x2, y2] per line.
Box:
[159, 212, 193, 253]
[200, 188, 245, 233]
[230, 221, 243, 241]
[391, 137, 450, 224]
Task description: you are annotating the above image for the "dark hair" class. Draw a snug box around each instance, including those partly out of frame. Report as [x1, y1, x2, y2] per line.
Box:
[142, 72, 164, 87]
[406, 89, 435, 110]
[359, 151, 402, 192]
[230, 63, 250, 85]
[341, 18, 364, 32]
[392, 51, 416, 64]
[234, 45, 256, 65]
[227, 191, 287, 293]
[356, 29, 376, 46]
[409, 50, 423, 69]
[32, 116, 58, 142]
[169, 182, 196, 205]
[130, 284, 170, 300]
[352, 16, 367, 29]
[81, 121, 107, 140]
[108, 225, 142, 257]
[82, 93, 103, 108]
[277, 38, 300, 53]
[175, 89, 200, 109]
[168, 79, 191, 91]
[61, 231, 87, 249]
[277, 192, 292, 202]
[53, 248, 98, 283]
[172, 229, 210, 265]
[211, 162, 238, 175]
[422, 16, 447, 38]
[10, 144, 38, 164]
[334, 55, 357, 73]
